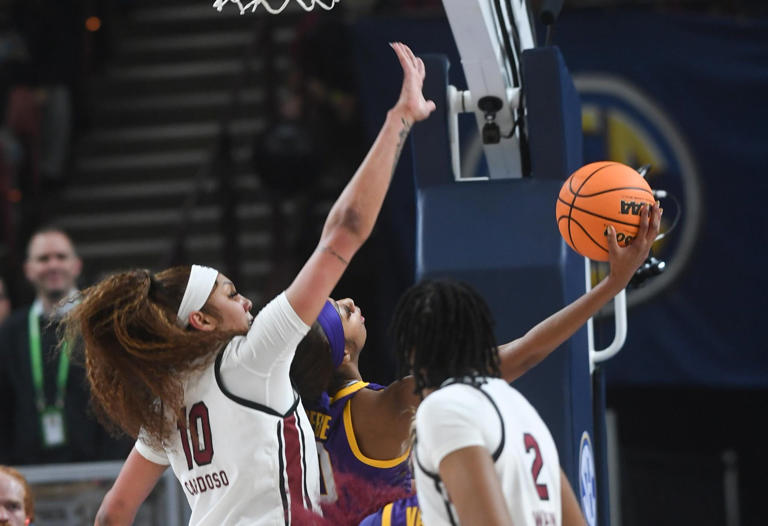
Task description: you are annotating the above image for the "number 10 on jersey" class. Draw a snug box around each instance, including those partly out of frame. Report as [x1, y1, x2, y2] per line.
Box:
[178, 402, 214, 469]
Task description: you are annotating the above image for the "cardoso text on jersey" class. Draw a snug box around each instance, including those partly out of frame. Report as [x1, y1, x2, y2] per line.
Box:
[183, 470, 230, 496]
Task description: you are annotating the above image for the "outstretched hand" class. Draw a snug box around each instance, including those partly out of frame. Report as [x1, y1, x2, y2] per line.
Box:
[606, 202, 662, 286]
[390, 42, 436, 124]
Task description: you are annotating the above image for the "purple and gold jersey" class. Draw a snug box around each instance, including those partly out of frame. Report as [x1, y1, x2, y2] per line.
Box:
[307, 381, 412, 502]
[359, 495, 422, 526]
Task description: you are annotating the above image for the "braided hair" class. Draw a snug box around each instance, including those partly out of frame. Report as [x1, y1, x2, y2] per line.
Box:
[391, 278, 500, 395]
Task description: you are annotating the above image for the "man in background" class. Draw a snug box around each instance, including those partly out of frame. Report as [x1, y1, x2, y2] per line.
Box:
[0, 465, 33, 526]
[0, 227, 130, 465]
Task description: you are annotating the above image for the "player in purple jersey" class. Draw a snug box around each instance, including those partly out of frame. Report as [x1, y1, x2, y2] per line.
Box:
[358, 494, 421, 526]
[291, 205, 662, 524]
[293, 297, 415, 498]
[317, 378, 411, 493]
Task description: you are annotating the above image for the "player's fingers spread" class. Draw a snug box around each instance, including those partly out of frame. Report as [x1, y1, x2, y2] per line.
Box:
[403, 44, 418, 68]
[395, 42, 407, 60]
[416, 57, 426, 77]
[647, 203, 661, 242]
[637, 204, 650, 236]
[605, 225, 620, 254]
[606, 226, 623, 261]
[403, 45, 418, 74]
[390, 42, 401, 59]
[392, 42, 409, 70]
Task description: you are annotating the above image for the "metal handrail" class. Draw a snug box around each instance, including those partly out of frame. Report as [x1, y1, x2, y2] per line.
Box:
[585, 256, 628, 374]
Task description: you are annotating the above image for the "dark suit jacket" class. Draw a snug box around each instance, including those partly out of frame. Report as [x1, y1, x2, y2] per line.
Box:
[0, 307, 131, 465]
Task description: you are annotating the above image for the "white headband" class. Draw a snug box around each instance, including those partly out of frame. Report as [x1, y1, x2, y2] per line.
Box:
[176, 265, 219, 328]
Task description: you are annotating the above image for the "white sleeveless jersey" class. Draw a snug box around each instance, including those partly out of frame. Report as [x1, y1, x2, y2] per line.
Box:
[137, 352, 321, 525]
[414, 377, 561, 526]
[135, 294, 321, 525]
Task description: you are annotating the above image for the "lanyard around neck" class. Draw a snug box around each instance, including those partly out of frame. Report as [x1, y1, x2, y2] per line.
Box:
[28, 308, 69, 411]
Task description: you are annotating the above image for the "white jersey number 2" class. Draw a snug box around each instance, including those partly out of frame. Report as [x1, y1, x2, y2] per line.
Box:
[523, 432, 550, 500]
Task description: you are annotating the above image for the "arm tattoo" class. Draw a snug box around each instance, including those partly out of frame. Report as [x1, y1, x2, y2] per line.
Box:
[321, 244, 350, 266]
[392, 117, 412, 176]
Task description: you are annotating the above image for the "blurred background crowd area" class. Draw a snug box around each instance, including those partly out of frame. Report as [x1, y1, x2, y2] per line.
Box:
[0, 1, 766, 525]
[1, 0, 765, 313]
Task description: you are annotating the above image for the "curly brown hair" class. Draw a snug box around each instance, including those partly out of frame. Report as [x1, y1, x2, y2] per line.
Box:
[61, 266, 238, 449]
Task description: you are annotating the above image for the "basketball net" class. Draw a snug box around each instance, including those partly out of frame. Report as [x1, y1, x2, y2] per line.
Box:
[213, 0, 339, 15]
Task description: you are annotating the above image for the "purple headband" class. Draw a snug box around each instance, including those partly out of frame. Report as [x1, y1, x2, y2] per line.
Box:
[317, 300, 345, 369]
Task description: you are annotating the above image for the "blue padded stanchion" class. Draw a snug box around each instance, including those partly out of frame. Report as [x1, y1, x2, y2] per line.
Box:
[412, 48, 599, 523]
[593, 366, 611, 526]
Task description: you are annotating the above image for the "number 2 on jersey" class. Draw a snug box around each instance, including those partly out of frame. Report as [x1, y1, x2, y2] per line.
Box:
[523, 432, 549, 500]
[178, 402, 214, 470]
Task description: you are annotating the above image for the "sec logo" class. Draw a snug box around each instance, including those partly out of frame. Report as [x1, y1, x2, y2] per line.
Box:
[579, 432, 597, 526]
[574, 74, 702, 306]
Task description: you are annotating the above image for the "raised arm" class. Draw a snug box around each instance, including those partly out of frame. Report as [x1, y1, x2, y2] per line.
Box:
[286, 43, 435, 325]
[499, 202, 662, 381]
[374, 203, 662, 425]
[94, 448, 167, 526]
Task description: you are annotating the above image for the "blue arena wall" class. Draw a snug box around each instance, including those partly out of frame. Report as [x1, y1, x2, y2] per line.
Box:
[409, 49, 591, 503]
[353, 11, 768, 389]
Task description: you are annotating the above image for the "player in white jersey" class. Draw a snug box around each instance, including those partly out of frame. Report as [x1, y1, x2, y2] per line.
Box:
[415, 377, 566, 526]
[133, 290, 323, 525]
[60, 42, 436, 526]
[392, 279, 588, 526]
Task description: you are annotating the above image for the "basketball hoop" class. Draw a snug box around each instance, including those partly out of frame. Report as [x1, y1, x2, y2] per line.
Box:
[213, 0, 339, 15]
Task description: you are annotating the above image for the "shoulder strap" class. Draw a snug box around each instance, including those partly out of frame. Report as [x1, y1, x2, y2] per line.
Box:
[428, 379, 507, 461]
[214, 350, 300, 418]
[472, 384, 506, 461]
[329, 380, 369, 404]
[413, 438, 459, 526]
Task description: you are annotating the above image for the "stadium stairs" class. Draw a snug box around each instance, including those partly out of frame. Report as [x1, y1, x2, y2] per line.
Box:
[56, 0, 308, 304]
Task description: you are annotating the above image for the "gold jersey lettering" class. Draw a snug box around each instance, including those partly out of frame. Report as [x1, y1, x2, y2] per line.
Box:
[308, 411, 333, 440]
[406, 506, 423, 526]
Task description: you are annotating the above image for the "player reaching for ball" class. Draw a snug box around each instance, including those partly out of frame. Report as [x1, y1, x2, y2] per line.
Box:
[556, 161, 656, 261]
[289, 202, 661, 525]
[61, 42, 435, 526]
[395, 278, 573, 526]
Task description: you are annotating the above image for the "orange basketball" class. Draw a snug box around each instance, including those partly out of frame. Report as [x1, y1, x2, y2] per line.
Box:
[556, 161, 654, 261]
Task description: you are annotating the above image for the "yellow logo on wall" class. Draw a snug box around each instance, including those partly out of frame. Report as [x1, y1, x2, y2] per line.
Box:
[575, 74, 702, 305]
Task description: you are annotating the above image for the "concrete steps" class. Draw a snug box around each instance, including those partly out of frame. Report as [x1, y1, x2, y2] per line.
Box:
[54, 0, 304, 296]
[116, 26, 294, 64]
[78, 118, 264, 155]
[90, 89, 265, 127]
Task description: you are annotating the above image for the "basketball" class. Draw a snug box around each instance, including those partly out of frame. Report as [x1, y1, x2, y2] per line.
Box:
[556, 161, 655, 261]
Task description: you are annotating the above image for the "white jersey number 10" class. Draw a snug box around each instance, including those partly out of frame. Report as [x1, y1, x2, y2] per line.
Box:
[177, 402, 215, 470]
